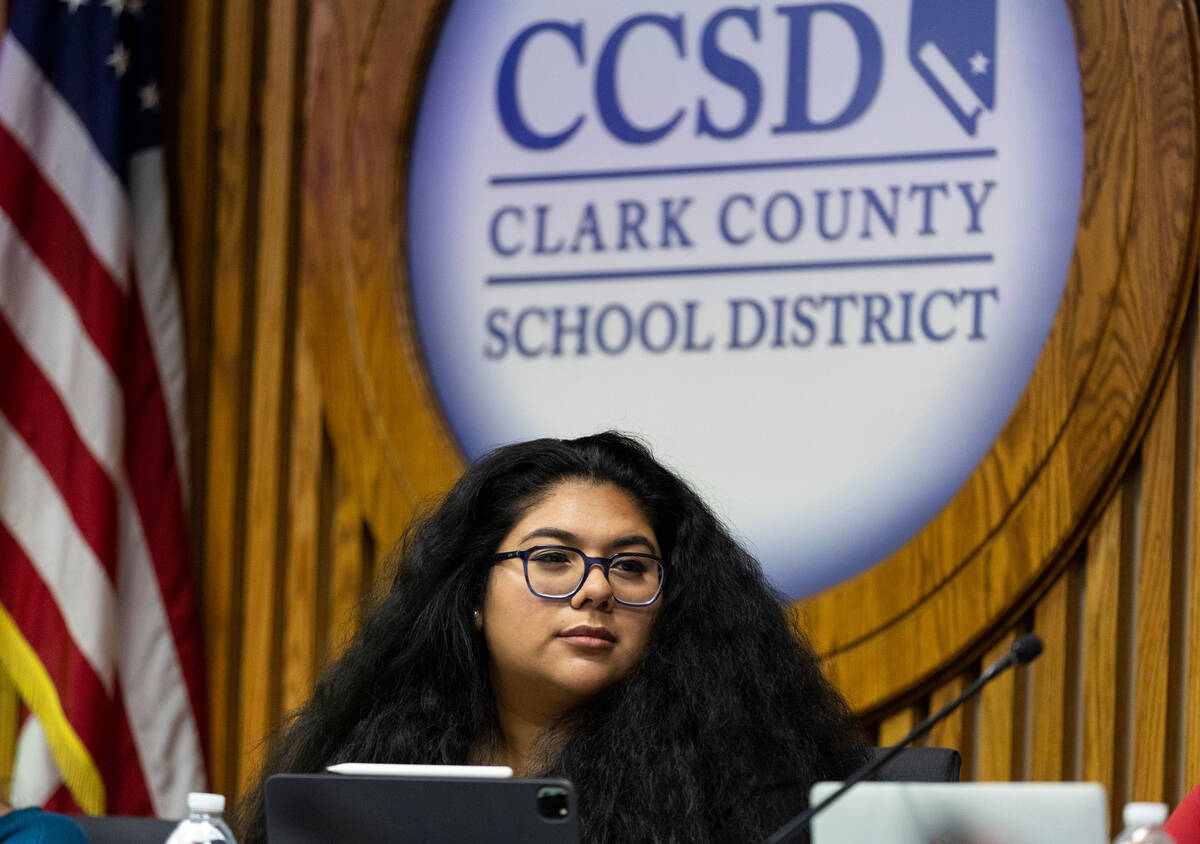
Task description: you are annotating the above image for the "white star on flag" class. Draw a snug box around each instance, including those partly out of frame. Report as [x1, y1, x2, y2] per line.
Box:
[969, 51, 990, 75]
[105, 42, 130, 77]
[139, 82, 160, 111]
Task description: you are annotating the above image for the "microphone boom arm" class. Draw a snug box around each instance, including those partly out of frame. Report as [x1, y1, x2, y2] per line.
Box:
[763, 633, 1042, 844]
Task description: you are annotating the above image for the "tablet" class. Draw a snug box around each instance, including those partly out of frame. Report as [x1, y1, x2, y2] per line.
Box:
[266, 772, 579, 843]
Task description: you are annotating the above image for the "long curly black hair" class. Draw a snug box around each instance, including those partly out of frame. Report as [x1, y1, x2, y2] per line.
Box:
[237, 432, 866, 843]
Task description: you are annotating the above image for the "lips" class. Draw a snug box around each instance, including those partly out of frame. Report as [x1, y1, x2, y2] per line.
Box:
[559, 625, 618, 647]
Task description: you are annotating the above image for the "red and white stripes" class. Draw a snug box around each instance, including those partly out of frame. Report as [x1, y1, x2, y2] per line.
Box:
[0, 29, 206, 818]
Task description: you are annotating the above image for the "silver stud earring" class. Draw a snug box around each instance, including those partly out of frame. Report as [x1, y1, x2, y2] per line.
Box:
[473, 609, 480, 622]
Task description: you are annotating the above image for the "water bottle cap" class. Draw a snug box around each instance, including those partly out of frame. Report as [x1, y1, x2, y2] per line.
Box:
[187, 792, 226, 814]
[1123, 802, 1168, 827]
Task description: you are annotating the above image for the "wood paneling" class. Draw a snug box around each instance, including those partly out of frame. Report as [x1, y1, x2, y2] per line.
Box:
[299, 0, 461, 551]
[926, 676, 970, 773]
[976, 633, 1019, 782]
[159, 0, 1200, 817]
[328, 468, 365, 658]
[1083, 486, 1134, 825]
[1130, 365, 1182, 801]
[280, 337, 322, 717]
[1030, 568, 1079, 782]
[1188, 304, 1200, 795]
[877, 708, 920, 749]
[172, 0, 216, 534]
[235, 0, 305, 794]
[201, 0, 259, 800]
[854, 323, 1199, 829]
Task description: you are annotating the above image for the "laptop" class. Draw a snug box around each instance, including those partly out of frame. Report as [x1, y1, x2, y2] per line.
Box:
[266, 769, 580, 843]
[809, 781, 1108, 844]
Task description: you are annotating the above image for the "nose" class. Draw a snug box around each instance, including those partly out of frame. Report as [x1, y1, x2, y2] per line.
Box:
[569, 561, 613, 610]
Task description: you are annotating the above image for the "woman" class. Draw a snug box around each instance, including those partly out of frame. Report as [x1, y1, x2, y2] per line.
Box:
[238, 432, 867, 843]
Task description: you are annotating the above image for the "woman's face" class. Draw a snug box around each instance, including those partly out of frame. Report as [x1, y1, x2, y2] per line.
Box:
[479, 479, 662, 718]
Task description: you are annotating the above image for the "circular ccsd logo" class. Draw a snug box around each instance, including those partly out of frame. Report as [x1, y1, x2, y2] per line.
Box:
[407, 0, 1084, 598]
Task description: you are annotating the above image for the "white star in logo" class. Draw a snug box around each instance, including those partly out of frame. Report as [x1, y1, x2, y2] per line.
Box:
[139, 82, 160, 111]
[61, 0, 89, 13]
[968, 51, 990, 75]
[106, 42, 131, 78]
[102, 0, 126, 15]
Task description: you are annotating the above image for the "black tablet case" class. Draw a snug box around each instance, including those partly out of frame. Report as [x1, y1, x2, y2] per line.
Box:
[266, 773, 580, 844]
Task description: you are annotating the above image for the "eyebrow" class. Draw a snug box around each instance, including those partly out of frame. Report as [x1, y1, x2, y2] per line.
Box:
[611, 534, 658, 553]
[518, 527, 578, 545]
[517, 528, 658, 554]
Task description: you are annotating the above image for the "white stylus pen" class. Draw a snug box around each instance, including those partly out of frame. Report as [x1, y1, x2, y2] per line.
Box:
[325, 762, 514, 779]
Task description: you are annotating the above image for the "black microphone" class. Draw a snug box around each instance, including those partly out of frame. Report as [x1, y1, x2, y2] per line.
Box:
[763, 633, 1044, 844]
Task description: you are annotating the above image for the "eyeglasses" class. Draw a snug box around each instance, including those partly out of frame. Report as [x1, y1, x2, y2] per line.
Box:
[490, 545, 667, 607]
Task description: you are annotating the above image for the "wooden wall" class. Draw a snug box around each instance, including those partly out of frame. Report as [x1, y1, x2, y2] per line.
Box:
[870, 312, 1200, 827]
[166, 0, 385, 801]
[154, 0, 1200, 832]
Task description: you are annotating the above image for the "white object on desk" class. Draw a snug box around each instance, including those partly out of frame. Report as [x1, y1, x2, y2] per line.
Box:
[810, 781, 1108, 844]
[326, 762, 513, 778]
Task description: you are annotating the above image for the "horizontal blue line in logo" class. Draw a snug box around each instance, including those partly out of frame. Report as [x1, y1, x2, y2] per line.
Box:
[486, 253, 994, 285]
[489, 148, 997, 187]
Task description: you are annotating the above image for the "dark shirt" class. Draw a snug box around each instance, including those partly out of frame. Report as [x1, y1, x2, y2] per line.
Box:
[0, 808, 89, 844]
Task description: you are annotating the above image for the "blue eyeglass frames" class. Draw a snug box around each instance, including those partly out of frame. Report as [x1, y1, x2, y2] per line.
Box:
[490, 544, 668, 607]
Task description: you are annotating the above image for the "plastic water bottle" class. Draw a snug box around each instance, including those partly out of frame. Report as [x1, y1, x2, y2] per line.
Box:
[1112, 802, 1176, 843]
[165, 792, 237, 844]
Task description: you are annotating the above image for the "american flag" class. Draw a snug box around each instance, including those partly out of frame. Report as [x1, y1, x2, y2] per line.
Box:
[0, 0, 206, 818]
